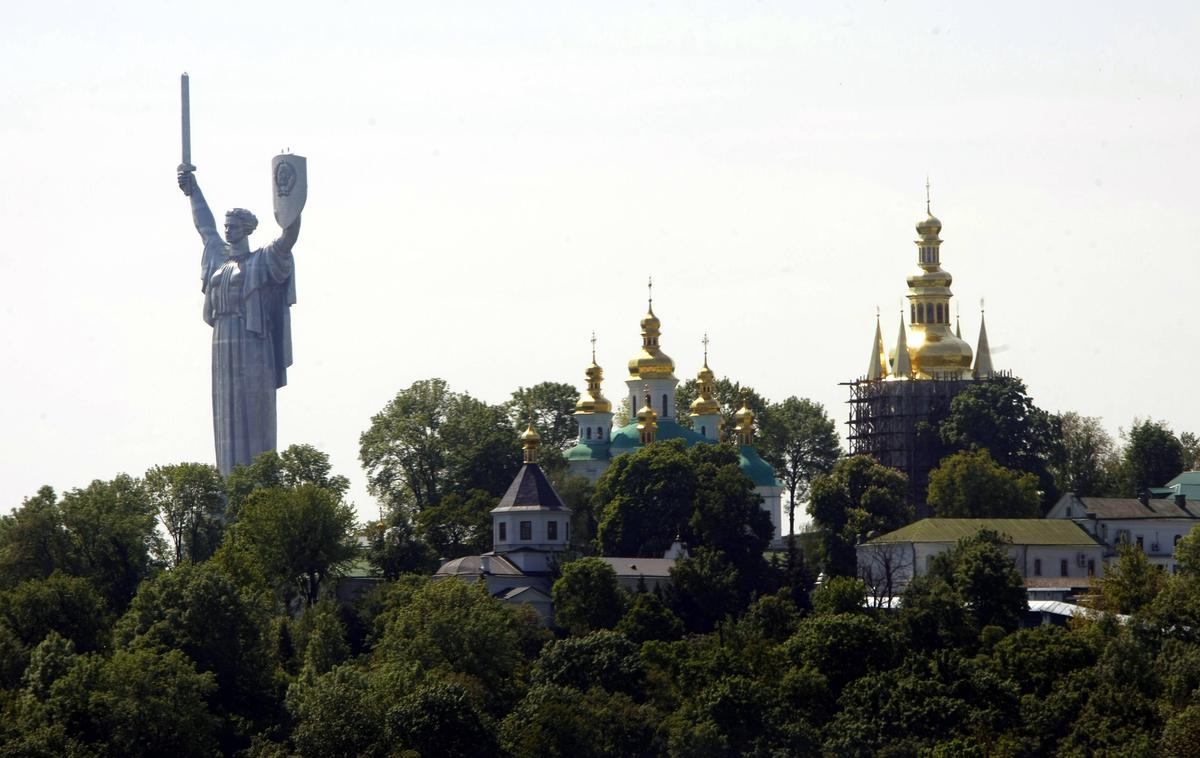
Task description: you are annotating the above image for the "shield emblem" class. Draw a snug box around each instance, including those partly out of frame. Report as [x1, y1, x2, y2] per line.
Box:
[271, 154, 307, 228]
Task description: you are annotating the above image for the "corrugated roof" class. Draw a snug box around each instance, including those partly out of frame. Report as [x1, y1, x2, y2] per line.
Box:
[1076, 497, 1193, 519]
[869, 518, 1100, 546]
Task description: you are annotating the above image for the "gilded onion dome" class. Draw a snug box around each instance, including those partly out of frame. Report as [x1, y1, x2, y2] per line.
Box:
[690, 335, 720, 416]
[902, 194, 973, 379]
[575, 334, 612, 413]
[733, 400, 756, 445]
[628, 281, 676, 379]
[636, 390, 658, 444]
[520, 420, 540, 463]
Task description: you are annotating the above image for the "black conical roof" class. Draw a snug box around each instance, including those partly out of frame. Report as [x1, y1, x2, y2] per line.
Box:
[493, 462, 568, 512]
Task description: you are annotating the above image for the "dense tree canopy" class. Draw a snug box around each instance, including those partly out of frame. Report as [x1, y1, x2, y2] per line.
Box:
[927, 448, 1042, 518]
[758, 396, 841, 539]
[145, 462, 226, 565]
[1123, 418, 1186, 495]
[1051, 411, 1123, 497]
[808, 455, 912, 576]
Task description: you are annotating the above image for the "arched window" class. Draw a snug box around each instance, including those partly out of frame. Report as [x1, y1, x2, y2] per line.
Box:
[911, 304, 916, 324]
[662, 394, 668, 417]
[586, 427, 592, 440]
[597, 426, 603, 439]
[701, 425, 707, 437]
[917, 303, 925, 323]
[935, 303, 943, 323]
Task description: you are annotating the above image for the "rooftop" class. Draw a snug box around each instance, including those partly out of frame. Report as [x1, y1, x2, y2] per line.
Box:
[492, 462, 568, 513]
[868, 518, 1100, 547]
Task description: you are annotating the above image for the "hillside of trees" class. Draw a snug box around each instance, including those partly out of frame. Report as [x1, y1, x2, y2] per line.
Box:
[1, 375, 1197, 756]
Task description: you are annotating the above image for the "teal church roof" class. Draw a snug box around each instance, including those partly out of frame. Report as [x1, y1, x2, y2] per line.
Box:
[566, 418, 779, 487]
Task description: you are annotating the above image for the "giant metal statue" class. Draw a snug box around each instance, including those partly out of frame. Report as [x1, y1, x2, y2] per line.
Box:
[175, 73, 307, 476]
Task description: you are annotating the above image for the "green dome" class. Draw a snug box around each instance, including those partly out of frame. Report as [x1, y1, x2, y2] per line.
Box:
[738, 445, 779, 487]
[603, 419, 779, 487]
[566, 442, 611, 462]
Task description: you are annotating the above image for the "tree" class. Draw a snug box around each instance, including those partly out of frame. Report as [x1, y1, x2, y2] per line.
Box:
[1175, 525, 1200, 576]
[812, 576, 867, 616]
[595, 440, 696, 557]
[145, 462, 226, 565]
[1051, 412, 1122, 497]
[938, 375, 1061, 501]
[385, 679, 498, 758]
[0, 486, 74, 588]
[668, 548, 742, 633]
[530, 630, 645, 697]
[114, 561, 276, 740]
[500, 684, 664, 758]
[0, 572, 109, 653]
[1123, 418, 1185, 495]
[360, 379, 521, 516]
[674, 377, 768, 437]
[808, 456, 911, 576]
[55, 475, 165, 612]
[226, 444, 350, 518]
[782, 612, 898, 693]
[927, 449, 1042, 518]
[416, 488, 494, 559]
[507, 381, 579, 457]
[615, 592, 684, 643]
[217, 484, 357, 606]
[363, 511, 438, 579]
[1096, 542, 1166, 614]
[1180, 432, 1200, 472]
[552, 557, 626, 636]
[758, 396, 841, 539]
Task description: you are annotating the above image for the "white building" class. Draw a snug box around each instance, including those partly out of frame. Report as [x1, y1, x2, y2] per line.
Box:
[857, 518, 1106, 601]
[1046, 493, 1200, 573]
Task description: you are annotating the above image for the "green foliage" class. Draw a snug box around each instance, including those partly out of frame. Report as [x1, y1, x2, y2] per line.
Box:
[507, 381, 580, 467]
[938, 375, 1061, 502]
[900, 529, 1027, 650]
[226, 444, 350, 518]
[758, 395, 841, 536]
[808, 455, 911, 576]
[812, 576, 867, 616]
[1051, 411, 1123, 497]
[298, 601, 350, 678]
[359, 378, 521, 515]
[1123, 418, 1186, 495]
[145, 462, 226, 565]
[927, 448, 1042, 518]
[385, 679, 498, 758]
[616, 592, 684, 643]
[735, 592, 802, 642]
[551, 557, 626, 635]
[674, 377, 768, 438]
[1175, 525, 1200, 576]
[783, 613, 898, 693]
[595, 440, 696, 557]
[0, 573, 108, 657]
[0, 486, 73, 588]
[669, 548, 742, 633]
[286, 664, 383, 758]
[363, 510, 438, 579]
[531, 630, 645, 697]
[416, 488, 494, 559]
[500, 683, 664, 758]
[1097, 542, 1166, 614]
[218, 483, 357, 606]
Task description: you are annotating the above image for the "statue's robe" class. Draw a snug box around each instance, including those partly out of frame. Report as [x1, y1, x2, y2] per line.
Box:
[200, 234, 296, 476]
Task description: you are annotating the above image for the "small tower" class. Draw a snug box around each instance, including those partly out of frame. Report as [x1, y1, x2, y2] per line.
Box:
[690, 334, 722, 441]
[891, 312, 913, 379]
[733, 398, 755, 446]
[574, 333, 614, 445]
[636, 389, 658, 445]
[626, 279, 678, 422]
[732, 396, 784, 543]
[973, 303, 994, 379]
[490, 419, 572, 573]
[866, 310, 888, 381]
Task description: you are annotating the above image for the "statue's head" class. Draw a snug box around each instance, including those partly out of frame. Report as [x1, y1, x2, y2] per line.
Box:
[224, 208, 258, 244]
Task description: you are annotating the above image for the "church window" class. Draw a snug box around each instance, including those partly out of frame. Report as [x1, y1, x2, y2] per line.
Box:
[917, 303, 925, 323]
[936, 303, 943, 323]
[520, 521, 532, 541]
[910, 304, 916, 324]
[498, 522, 507, 542]
[547, 521, 558, 540]
[701, 425, 706, 437]
[662, 394, 668, 417]
[1060, 559, 1069, 577]
[586, 427, 592, 440]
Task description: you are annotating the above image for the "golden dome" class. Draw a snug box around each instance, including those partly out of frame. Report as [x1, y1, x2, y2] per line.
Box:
[904, 325, 973, 378]
[636, 391, 658, 444]
[733, 401, 755, 444]
[916, 213, 942, 237]
[627, 303, 676, 378]
[576, 337, 613, 414]
[520, 421, 541, 463]
[689, 338, 720, 416]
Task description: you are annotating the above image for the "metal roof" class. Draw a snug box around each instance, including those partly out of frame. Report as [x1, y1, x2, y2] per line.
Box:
[868, 518, 1100, 546]
[597, 556, 676, 577]
[492, 462, 568, 513]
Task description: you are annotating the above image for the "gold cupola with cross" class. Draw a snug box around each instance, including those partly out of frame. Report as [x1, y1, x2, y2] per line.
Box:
[897, 183, 973, 378]
[690, 334, 722, 441]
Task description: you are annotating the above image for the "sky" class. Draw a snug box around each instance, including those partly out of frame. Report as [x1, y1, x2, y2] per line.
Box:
[2, 1, 1198, 523]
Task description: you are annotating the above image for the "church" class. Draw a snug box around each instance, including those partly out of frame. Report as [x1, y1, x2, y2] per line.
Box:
[845, 197, 999, 505]
[565, 292, 784, 542]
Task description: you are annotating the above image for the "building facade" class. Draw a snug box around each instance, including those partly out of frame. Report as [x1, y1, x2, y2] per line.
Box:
[1046, 492, 1200, 573]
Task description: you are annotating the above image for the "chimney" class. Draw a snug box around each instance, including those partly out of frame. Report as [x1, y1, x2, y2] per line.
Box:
[1176, 493, 1187, 508]
[1138, 490, 1150, 507]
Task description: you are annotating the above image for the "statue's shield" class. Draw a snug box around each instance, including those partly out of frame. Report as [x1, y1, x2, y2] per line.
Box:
[271, 154, 307, 228]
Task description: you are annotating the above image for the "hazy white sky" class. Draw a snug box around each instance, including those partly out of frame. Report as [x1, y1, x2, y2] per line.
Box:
[3, 1, 1198, 521]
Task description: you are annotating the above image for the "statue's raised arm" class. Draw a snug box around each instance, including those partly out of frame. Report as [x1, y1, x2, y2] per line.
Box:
[178, 170, 221, 248]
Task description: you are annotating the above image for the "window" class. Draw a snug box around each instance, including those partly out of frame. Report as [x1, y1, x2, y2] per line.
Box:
[662, 394, 668, 417]
[700, 425, 706, 437]
[911, 305, 916, 324]
[1034, 558, 1042, 576]
[1176, 534, 1183, 546]
[1060, 559, 1069, 577]
[586, 427, 592, 440]
[519, 521, 532, 541]
[1088, 559, 1096, 577]
[1137, 536, 1144, 550]
[547, 521, 558, 541]
[498, 522, 507, 542]
[597, 426, 603, 438]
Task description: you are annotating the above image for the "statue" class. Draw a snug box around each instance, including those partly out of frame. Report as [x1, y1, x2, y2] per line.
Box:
[175, 73, 306, 476]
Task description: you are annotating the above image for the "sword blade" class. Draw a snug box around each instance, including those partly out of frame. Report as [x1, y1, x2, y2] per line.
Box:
[181, 72, 192, 169]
